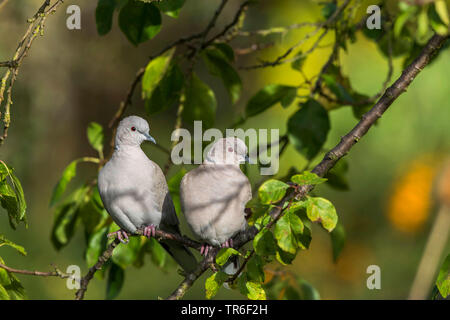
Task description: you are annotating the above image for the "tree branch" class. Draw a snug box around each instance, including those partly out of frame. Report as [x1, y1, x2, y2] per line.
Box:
[0, 262, 71, 279]
[0, 0, 64, 146]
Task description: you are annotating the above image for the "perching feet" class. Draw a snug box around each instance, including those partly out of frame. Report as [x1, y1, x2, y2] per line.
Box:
[200, 244, 213, 256]
[221, 239, 233, 248]
[143, 224, 157, 238]
[108, 229, 129, 244]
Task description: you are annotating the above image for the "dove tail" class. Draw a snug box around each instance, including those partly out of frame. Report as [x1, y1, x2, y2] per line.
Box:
[160, 239, 198, 273]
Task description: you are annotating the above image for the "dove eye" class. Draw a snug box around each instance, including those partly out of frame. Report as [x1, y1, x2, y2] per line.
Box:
[131, 126, 136, 131]
[228, 147, 234, 152]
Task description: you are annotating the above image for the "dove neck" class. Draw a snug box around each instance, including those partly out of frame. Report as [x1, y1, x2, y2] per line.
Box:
[113, 143, 146, 158]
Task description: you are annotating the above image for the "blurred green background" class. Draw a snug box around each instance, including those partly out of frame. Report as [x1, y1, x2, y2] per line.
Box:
[1, 0, 449, 299]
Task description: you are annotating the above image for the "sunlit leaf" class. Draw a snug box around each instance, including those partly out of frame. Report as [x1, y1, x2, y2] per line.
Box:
[306, 196, 338, 232]
[205, 271, 227, 299]
[258, 179, 289, 204]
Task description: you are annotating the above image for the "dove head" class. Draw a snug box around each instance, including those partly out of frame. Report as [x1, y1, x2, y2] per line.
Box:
[115, 116, 156, 148]
[205, 137, 249, 165]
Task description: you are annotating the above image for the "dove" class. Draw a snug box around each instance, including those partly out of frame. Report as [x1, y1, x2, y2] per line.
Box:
[98, 115, 197, 272]
[180, 137, 252, 257]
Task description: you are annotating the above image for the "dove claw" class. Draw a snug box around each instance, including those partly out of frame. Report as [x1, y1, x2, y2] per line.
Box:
[221, 238, 234, 248]
[108, 230, 130, 244]
[200, 244, 212, 256]
[143, 224, 157, 238]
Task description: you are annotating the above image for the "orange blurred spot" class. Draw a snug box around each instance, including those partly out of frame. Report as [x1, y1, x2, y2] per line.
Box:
[387, 158, 437, 233]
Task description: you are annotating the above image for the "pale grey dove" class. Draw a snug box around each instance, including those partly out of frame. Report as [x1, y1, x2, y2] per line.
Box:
[98, 115, 197, 272]
[180, 137, 252, 266]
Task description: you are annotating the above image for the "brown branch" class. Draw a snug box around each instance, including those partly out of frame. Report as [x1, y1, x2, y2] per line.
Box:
[74, 227, 202, 300]
[0, 262, 71, 279]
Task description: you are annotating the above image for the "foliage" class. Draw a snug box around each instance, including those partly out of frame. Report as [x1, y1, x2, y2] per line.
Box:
[1, 0, 449, 300]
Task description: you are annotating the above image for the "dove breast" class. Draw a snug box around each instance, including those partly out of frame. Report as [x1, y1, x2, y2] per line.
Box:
[180, 164, 251, 246]
[98, 147, 177, 234]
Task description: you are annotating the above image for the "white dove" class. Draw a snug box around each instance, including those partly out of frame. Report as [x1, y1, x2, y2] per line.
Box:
[180, 137, 252, 257]
[98, 115, 197, 272]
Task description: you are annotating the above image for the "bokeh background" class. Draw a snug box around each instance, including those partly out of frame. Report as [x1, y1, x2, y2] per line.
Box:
[1, 0, 449, 299]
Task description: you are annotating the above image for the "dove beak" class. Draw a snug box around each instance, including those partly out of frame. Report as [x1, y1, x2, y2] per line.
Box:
[144, 133, 156, 144]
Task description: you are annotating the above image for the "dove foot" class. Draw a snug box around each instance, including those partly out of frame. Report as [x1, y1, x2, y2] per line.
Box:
[143, 224, 157, 238]
[108, 230, 129, 244]
[221, 239, 234, 248]
[200, 244, 213, 256]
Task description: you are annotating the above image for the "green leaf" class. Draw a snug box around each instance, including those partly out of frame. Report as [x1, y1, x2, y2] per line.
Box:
[0, 162, 27, 227]
[238, 273, 266, 300]
[106, 263, 124, 300]
[212, 43, 235, 62]
[435, 0, 449, 25]
[85, 226, 109, 267]
[297, 277, 321, 300]
[291, 171, 327, 186]
[247, 255, 265, 283]
[0, 235, 26, 256]
[0, 183, 20, 229]
[245, 84, 297, 118]
[50, 160, 78, 207]
[321, 2, 337, 19]
[291, 50, 306, 71]
[429, 3, 450, 35]
[0, 257, 26, 300]
[157, 0, 185, 18]
[253, 229, 277, 256]
[330, 223, 345, 262]
[258, 179, 289, 204]
[148, 237, 167, 268]
[205, 271, 227, 299]
[324, 159, 349, 191]
[111, 232, 142, 269]
[287, 99, 330, 160]
[436, 254, 450, 298]
[322, 74, 354, 104]
[51, 186, 89, 250]
[306, 197, 338, 232]
[394, 6, 416, 38]
[216, 248, 240, 266]
[274, 210, 304, 254]
[0, 284, 9, 300]
[275, 246, 296, 265]
[118, 1, 161, 46]
[142, 47, 176, 100]
[167, 167, 186, 215]
[202, 47, 242, 104]
[182, 73, 217, 129]
[145, 63, 184, 115]
[96, 0, 117, 35]
[87, 122, 104, 155]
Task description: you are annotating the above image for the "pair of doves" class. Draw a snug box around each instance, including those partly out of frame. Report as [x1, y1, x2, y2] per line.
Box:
[98, 116, 251, 273]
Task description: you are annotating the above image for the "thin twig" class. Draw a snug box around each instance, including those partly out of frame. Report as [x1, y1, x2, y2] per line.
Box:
[0, 262, 71, 279]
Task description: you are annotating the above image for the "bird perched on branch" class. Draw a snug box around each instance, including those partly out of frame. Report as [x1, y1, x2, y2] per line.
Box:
[180, 137, 252, 259]
[98, 115, 197, 272]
